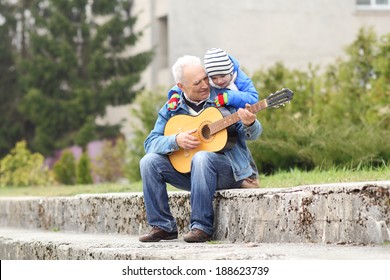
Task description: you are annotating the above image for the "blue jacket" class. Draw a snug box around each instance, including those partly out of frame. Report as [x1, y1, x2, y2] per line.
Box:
[227, 55, 259, 107]
[167, 55, 259, 108]
[145, 87, 262, 181]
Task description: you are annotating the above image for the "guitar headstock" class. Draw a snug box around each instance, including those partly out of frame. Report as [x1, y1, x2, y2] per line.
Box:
[266, 88, 294, 108]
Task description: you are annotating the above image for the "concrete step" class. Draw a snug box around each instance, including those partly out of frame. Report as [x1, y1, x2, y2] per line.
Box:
[1, 227, 389, 260]
[0, 181, 389, 245]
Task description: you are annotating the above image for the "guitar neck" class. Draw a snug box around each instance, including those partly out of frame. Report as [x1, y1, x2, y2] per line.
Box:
[209, 99, 268, 135]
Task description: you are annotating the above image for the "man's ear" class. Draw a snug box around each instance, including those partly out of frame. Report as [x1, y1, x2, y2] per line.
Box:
[177, 82, 184, 91]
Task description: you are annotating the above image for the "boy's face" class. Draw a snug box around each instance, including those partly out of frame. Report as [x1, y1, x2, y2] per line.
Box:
[210, 74, 233, 88]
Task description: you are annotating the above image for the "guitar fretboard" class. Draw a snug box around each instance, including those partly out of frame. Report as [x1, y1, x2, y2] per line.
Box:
[209, 99, 268, 135]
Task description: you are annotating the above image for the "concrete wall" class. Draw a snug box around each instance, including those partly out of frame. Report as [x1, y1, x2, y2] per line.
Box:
[98, 0, 390, 136]
[1, 181, 389, 245]
[169, 0, 390, 72]
[134, 0, 390, 88]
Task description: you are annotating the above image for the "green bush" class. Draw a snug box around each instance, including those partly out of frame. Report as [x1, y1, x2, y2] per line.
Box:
[76, 152, 93, 184]
[0, 141, 53, 187]
[53, 151, 76, 185]
[92, 138, 126, 183]
[250, 27, 389, 174]
[126, 89, 167, 181]
[250, 116, 390, 175]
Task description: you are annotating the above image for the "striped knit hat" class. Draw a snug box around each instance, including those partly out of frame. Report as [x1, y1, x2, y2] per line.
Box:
[204, 48, 234, 77]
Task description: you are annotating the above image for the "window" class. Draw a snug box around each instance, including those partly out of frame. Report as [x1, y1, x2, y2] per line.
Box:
[157, 16, 168, 69]
[357, 0, 390, 9]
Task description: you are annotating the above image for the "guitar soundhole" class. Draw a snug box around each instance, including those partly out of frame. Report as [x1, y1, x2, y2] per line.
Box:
[199, 122, 214, 143]
[201, 125, 211, 139]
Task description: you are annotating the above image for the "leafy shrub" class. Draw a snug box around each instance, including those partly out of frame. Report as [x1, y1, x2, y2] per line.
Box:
[126, 89, 167, 181]
[0, 141, 53, 187]
[92, 138, 126, 183]
[250, 27, 389, 173]
[76, 152, 93, 184]
[250, 116, 390, 175]
[53, 151, 76, 185]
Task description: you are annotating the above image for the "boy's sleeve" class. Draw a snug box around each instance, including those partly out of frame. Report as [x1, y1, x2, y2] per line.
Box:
[167, 85, 182, 99]
[225, 68, 259, 108]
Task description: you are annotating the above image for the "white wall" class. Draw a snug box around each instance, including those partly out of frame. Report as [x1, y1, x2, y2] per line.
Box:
[105, 0, 390, 137]
[168, 0, 390, 77]
[132, 0, 390, 88]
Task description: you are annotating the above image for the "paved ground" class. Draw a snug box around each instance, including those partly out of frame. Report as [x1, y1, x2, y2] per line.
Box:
[1, 227, 389, 260]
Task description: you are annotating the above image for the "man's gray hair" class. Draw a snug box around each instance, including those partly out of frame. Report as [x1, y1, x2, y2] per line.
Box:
[172, 55, 202, 83]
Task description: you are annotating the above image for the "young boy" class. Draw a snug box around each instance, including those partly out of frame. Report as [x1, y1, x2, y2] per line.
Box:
[167, 48, 259, 109]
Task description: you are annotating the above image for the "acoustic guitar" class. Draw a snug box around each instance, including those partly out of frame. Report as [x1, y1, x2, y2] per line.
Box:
[164, 88, 294, 173]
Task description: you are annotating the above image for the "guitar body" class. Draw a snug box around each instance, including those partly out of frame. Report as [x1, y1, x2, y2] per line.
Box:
[164, 107, 237, 173]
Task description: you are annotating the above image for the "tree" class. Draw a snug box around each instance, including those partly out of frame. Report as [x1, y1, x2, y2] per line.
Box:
[126, 89, 166, 181]
[19, 0, 153, 155]
[0, 1, 23, 158]
[323, 27, 380, 126]
[76, 152, 93, 184]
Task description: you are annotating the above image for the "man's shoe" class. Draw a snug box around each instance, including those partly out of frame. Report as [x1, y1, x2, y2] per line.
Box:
[183, 228, 211, 243]
[139, 226, 178, 242]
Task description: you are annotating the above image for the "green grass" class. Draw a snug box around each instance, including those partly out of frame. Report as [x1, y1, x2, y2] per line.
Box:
[0, 167, 388, 197]
[259, 166, 390, 188]
[0, 182, 142, 197]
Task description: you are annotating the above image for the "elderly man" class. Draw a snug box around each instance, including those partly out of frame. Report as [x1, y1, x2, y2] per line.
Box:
[139, 55, 262, 243]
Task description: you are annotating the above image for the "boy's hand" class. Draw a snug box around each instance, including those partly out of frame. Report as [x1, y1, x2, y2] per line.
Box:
[214, 92, 228, 107]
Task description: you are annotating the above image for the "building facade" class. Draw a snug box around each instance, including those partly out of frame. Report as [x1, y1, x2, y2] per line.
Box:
[106, 0, 390, 137]
[132, 0, 390, 89]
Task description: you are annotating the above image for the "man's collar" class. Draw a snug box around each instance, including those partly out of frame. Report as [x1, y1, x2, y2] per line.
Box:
[183, 92, 210, 106]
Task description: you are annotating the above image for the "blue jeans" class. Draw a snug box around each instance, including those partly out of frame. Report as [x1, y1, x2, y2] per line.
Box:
[140, 151, 242, 235]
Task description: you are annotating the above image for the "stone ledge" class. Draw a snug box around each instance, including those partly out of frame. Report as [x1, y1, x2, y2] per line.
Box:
[1, 228, 390, 260]
[0, 181, 389, 244]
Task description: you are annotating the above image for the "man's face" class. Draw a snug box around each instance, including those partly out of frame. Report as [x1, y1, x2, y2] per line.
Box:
[178, 64, 210, 102]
